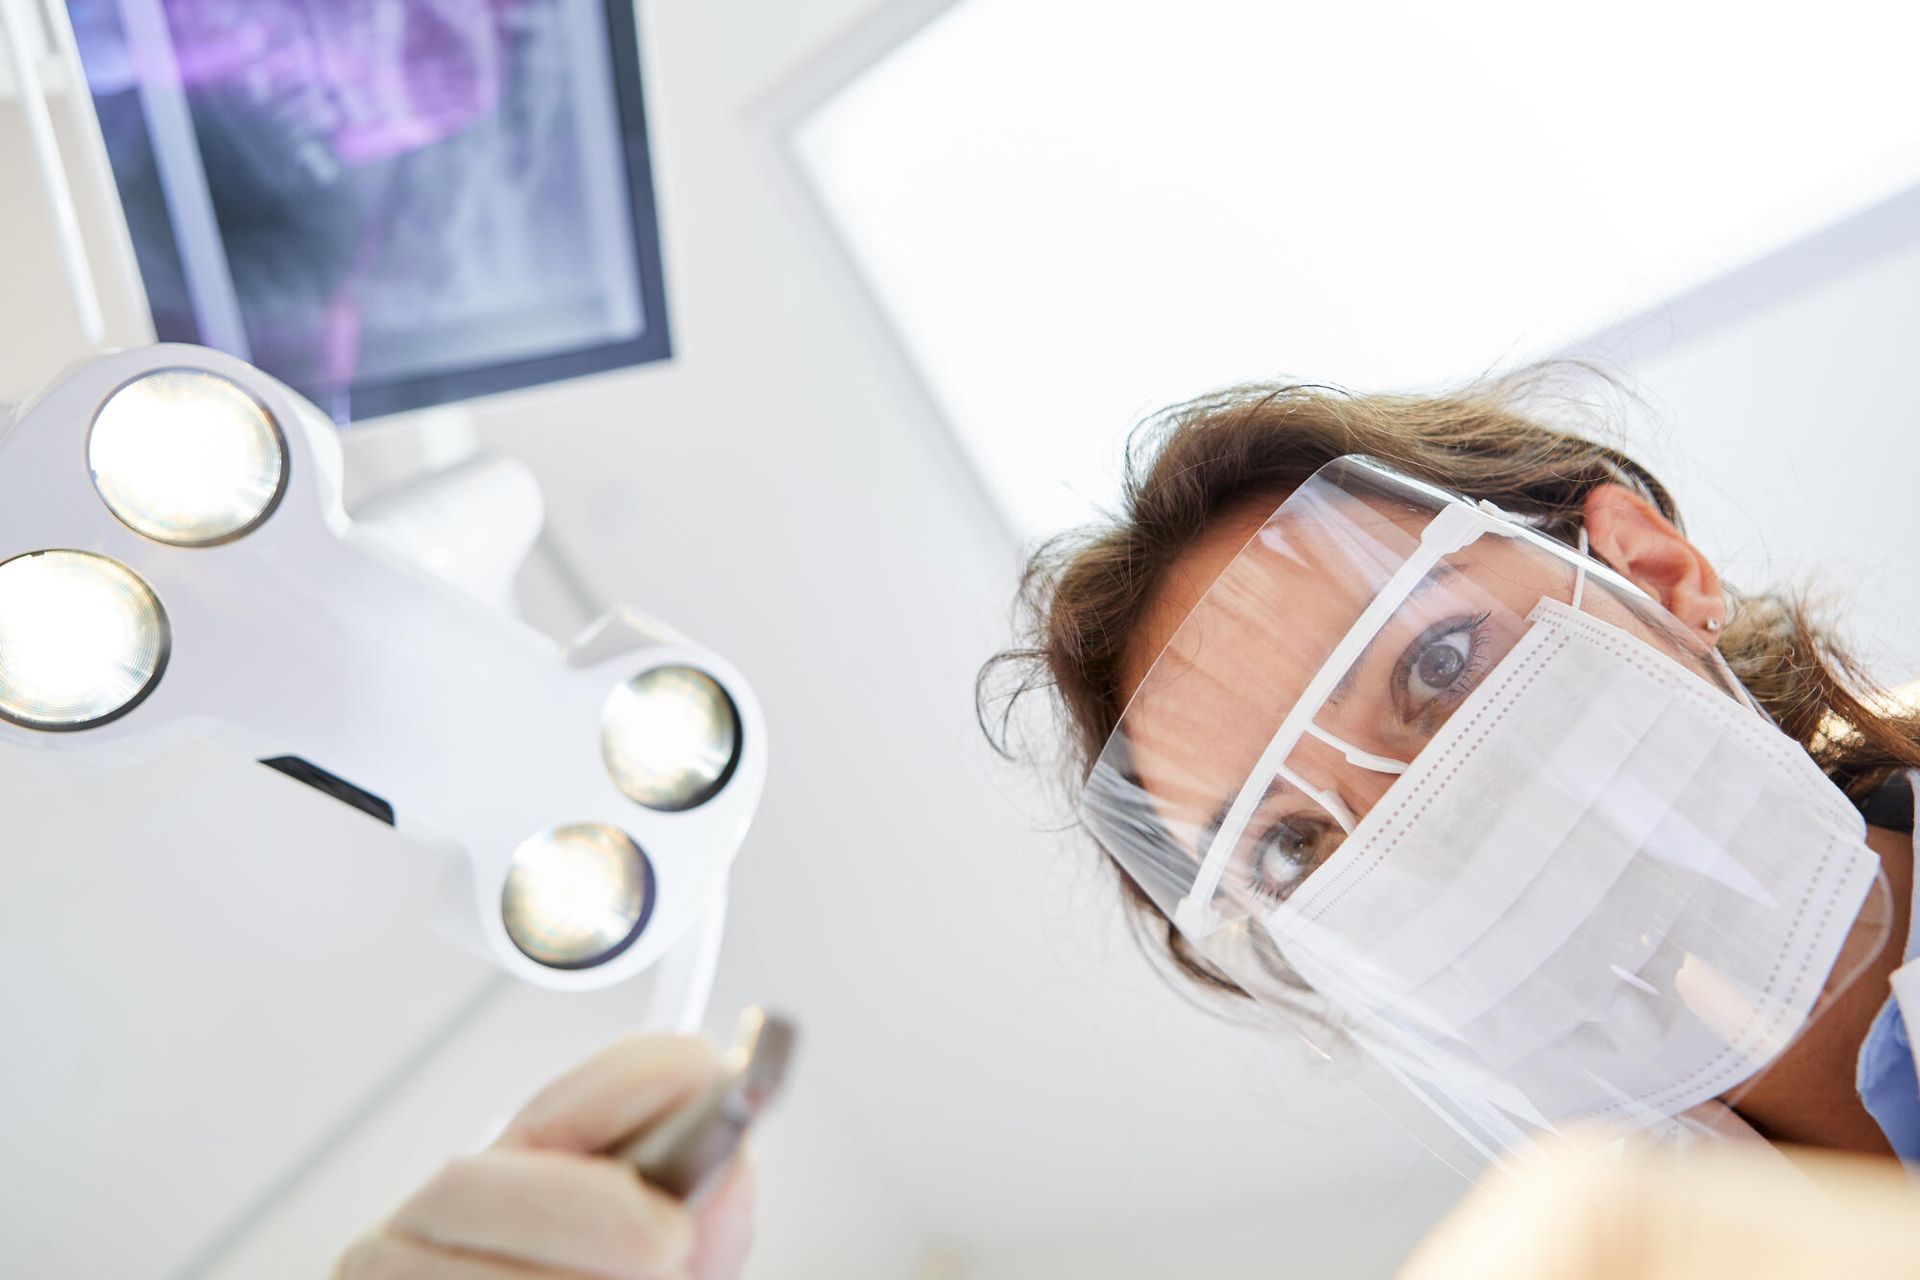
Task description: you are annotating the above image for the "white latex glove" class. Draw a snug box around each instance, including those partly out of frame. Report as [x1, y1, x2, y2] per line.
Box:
[1397, 1129, 1920, 1280]
[337, 1034, 755, 1280]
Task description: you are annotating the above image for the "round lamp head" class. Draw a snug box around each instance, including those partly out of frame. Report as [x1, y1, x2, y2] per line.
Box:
[602, 665, 742, 811]
[0, 550, 169, 730]
[88, 368, 288, 547]
[501, 824, 654, 968]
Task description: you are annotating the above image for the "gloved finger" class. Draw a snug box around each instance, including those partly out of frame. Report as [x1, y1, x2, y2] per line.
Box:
[1396, 1133, 1920, 1280]
[498, 1034, 719, 1155]
[687, 1145, 756, 1280]
[390, 1148, 694, 1280]
[336, 1231, 596, 1279]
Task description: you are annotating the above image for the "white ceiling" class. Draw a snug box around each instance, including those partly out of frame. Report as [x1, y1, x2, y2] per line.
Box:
[8, 2, 1920, 1278]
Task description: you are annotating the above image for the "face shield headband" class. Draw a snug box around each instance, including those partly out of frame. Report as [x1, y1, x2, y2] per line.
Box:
[1083, 456, 1890, 1166]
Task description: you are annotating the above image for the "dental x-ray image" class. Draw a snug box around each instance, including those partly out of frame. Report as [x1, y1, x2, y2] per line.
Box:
[68, 0, 670, 421]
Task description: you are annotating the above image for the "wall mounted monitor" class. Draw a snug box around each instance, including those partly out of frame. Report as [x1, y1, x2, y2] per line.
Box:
[68, 0, 671, 421]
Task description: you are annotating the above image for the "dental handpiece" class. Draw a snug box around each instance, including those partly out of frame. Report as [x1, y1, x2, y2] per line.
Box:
[610, 1006, 797, 1205]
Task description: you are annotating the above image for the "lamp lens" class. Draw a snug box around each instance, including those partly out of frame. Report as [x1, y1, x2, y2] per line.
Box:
[602, 666, 742, 811]
[89, 369, 287, 546]
[501, 824, 653, 968]
[0, 550, 168, 729]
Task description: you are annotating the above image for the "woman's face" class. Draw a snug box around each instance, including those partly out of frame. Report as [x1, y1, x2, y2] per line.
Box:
[1101, 478, 1903, 1159]
[1114, 487, 1723, 919]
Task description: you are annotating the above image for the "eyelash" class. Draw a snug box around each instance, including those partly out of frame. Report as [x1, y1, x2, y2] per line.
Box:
[1242, 865, 1289, 908]
[1393, 610, 1492, 727]
[1239, 814, 1336, 907]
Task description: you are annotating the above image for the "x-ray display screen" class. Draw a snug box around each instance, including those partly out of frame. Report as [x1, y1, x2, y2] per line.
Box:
[69, 0, 670, 421]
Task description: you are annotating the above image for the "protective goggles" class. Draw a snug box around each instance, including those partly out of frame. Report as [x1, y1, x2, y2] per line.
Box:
[1085, 457, 1891, 1166]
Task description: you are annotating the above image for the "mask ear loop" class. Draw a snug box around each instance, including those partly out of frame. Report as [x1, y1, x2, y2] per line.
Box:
[1568, 519, 1760, 715]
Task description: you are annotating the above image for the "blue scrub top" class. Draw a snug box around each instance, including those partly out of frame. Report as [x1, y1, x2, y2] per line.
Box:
[1855, 773, 1920, 1160]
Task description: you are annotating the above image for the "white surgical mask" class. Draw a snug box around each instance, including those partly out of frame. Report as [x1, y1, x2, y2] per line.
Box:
[1266, 595, 1882, 1130]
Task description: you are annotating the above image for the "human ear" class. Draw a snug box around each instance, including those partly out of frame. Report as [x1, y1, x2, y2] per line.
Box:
[1580, 483, 1725, 648]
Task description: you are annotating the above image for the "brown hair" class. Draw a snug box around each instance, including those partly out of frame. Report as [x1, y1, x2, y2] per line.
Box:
[978, 368, 1920, 1003]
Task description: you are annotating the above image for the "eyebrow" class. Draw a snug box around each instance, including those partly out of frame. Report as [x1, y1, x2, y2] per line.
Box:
[1204, 773, 1294, 852]
[1324, 561, 1461, 707]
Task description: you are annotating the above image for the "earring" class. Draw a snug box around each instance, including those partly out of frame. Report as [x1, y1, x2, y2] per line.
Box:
[1705, 617, 1722, 633]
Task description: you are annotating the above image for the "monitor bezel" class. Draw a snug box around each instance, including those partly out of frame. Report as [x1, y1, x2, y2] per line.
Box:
[79, 0, 673, 423]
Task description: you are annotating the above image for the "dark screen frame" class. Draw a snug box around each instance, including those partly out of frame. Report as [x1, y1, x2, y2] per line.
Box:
[87, 0, 672, 423]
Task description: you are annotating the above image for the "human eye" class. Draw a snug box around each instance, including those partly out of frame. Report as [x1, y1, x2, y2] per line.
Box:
[1392, 611, 1492, 725]
[1239, 812, 1342, 907]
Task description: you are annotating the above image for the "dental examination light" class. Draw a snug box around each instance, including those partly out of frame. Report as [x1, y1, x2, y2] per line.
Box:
[603, 666, 742, 811]
[0, 549, 168, 729]
[88, 369, 288, 546]
[0, 344, 766, 990]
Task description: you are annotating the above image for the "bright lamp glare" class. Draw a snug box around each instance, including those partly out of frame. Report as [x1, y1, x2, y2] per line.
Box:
[501, 824, 653, 968]
[89, 369, 287, 546]
[0, 550, 168, 729]
[795, 0, 1920, 537]
[602, 666, 741, 811]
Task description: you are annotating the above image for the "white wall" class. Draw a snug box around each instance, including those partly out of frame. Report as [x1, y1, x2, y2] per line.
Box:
[965, 1181, 1466, 1280]
[1589, 229, 1920, 688]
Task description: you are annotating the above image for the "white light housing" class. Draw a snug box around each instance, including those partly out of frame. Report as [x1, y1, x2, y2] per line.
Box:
[88, 368, 287, 547]
[501, 824, 654, 968]
[1, 344, 769, 991]
[0, 550, 168, 730]
[602, 666, 742, 811]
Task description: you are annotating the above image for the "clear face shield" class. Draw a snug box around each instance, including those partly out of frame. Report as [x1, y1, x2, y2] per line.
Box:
[1085, 457, 1893, 1169]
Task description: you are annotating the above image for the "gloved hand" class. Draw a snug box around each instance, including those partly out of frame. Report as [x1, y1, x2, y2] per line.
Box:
[337, 1034, 755, 1280]
[1396, 1128, 1920, 1280]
